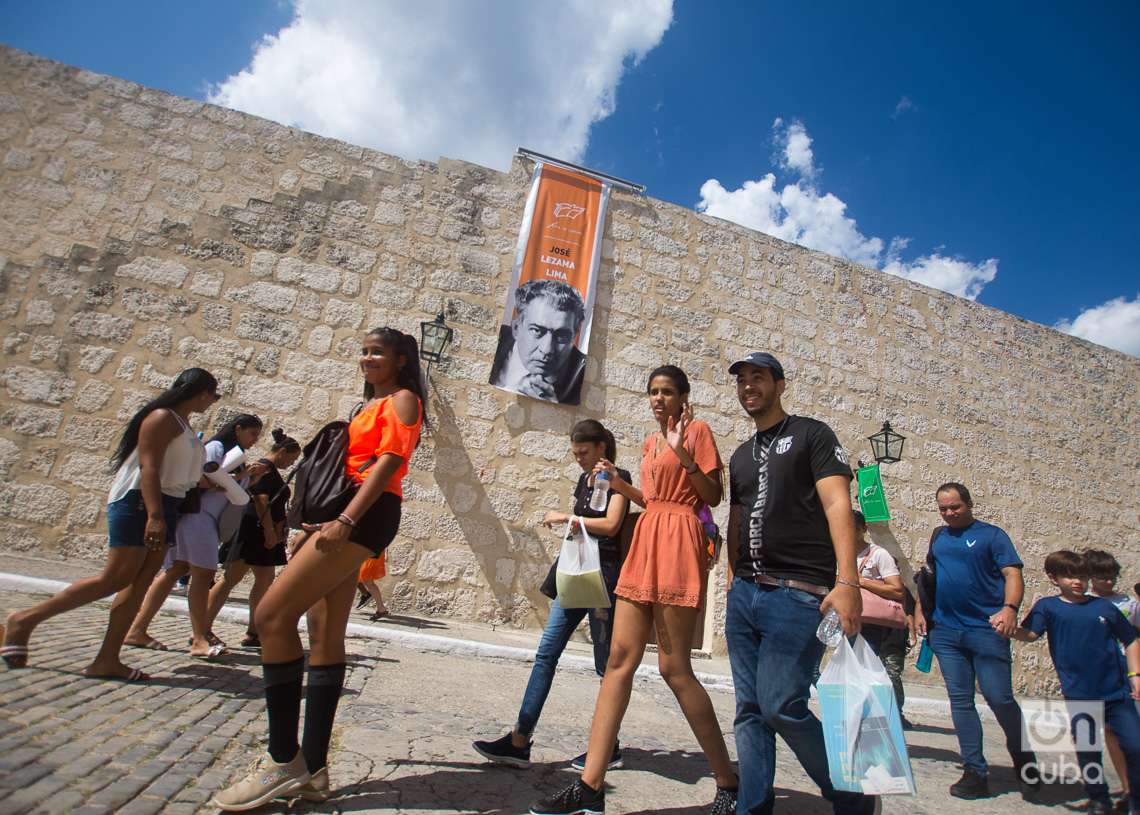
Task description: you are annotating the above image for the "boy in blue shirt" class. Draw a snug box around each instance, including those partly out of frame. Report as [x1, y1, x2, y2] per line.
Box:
[1015, 550, 1140, 815]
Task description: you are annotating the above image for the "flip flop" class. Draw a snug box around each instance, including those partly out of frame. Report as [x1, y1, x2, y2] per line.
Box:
[190, 643, 227, 660]
[127, 638, 169, 651]
[85, 668, 149, 682]
[0, 644, 29, 669]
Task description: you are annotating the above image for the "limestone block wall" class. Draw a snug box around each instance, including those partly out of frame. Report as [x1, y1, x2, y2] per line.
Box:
[0, 47, 1137, 693]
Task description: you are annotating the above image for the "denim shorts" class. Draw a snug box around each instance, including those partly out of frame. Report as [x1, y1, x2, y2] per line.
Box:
[107, 489, 182, 548]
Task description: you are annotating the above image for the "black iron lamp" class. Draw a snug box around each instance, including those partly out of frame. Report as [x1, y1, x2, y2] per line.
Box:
[419, 311, 454, 368]
[868, 421, 906, 464]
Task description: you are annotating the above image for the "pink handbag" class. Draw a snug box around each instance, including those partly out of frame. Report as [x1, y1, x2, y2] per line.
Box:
[859, 550, 906, 629]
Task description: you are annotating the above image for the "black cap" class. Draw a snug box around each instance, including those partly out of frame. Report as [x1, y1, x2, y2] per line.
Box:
[728, 351, 785, 380]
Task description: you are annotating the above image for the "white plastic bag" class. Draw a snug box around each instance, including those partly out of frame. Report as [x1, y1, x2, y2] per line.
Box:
[554, 517, 610, 609]
[817, 635, 916, 795]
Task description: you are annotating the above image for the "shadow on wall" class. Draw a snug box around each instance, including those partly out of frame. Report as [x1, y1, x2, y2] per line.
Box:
[417, 214, 629, 629]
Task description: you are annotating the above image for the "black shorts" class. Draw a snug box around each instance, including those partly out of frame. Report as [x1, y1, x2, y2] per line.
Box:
[349, 491, 401, 557]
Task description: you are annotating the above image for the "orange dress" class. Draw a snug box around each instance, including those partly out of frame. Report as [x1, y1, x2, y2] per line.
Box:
[359, 553, 387, 582]
[615, 419, 723, 607]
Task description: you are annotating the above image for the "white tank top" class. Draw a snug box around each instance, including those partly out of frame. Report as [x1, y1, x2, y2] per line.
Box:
[107, 410, 206, 503]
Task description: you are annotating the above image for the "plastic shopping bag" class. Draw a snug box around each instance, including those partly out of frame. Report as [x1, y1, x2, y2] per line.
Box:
[554, 517, 610, 609]
[817, 635, 916, 795]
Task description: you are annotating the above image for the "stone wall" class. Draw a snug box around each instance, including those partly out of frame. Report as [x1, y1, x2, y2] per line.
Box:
[1, 47, 1137, 694]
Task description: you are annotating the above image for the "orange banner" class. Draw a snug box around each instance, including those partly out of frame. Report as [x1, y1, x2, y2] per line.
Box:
[490, 163, 610, 405]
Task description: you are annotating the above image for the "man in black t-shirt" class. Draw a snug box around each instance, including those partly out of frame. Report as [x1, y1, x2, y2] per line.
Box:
[723, 351, 871, 815]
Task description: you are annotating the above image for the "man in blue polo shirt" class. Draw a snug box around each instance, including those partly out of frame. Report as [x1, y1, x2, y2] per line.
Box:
[914, 482, 1040, 801]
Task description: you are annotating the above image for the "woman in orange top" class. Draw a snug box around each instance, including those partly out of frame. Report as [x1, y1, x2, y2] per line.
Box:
[531, 365, 738, 815]
[214, 327, 424, 811]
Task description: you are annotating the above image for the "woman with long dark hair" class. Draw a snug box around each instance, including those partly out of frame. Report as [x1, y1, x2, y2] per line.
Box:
[213, 327, 426, 810]
[1, 368, 218, 679]
[204, 428, 302, 649]
[474, 419, 631, 769]
[126, 414, 264, 657]
[530, 365, 738, 815]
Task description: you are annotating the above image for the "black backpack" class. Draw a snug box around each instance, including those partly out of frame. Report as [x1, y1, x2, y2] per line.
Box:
[286, 418, 375, 529]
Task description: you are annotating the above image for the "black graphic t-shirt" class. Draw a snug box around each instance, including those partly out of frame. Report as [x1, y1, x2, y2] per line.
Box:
[729, 415, 853, 587]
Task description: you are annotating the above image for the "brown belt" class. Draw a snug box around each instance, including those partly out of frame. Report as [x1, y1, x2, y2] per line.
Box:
[751, 574, 830, 597]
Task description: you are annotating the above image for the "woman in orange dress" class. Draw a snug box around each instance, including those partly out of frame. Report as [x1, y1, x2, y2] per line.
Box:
[356, 553, 389, 619]
[530, 365, 737, 815]
[213, 327, 425, 811]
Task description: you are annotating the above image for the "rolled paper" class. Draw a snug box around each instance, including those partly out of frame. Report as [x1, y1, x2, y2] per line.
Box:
[203, 460, 250, 505]
[221, 446, 246, 473]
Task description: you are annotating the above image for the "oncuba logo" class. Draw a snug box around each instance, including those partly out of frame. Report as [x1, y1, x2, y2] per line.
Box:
[1019, 699, 1105, 785]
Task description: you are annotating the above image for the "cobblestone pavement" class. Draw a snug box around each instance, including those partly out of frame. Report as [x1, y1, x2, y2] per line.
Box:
[0, 577, 1106, 814]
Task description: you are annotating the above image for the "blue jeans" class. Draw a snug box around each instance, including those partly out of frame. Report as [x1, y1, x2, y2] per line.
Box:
[726, 578, 867, 815]
[516, 596, 615, 737]
[1078, 698, 1140, 807]
[928, 624, 1035, 775]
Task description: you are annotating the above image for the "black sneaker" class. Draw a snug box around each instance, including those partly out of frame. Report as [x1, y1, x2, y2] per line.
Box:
[569, 742, 623, 771]
[355, 589, 372, 610]
[1015, 757, 1043, 802]
[900, 715, 916, 731]
[707, 785, 737, 815]
[949, 768, 990, 799]
[529, 779, 604, 815]
[472, 732, 531, 768]
[1087, 798, 1114, 815]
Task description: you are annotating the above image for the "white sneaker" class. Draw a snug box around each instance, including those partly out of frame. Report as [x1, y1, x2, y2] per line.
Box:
[212, 751, 310, 812]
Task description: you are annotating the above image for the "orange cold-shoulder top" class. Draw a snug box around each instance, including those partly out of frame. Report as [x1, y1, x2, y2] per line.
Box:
[345, 395, 422, 498]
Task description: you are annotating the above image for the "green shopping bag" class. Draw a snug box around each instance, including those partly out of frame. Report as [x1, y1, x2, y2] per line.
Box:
[856, 465, 890, 522]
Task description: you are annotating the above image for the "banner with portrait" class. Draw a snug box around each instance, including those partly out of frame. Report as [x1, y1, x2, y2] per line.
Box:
[489, 162, 610, 405]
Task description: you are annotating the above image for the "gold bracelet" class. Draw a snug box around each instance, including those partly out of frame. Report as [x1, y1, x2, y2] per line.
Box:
[1129, 672, 1140, 678]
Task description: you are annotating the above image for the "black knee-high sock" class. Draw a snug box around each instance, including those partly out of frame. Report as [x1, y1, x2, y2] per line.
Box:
[263, 657, 305, 763]
[301, 662, 346, 773]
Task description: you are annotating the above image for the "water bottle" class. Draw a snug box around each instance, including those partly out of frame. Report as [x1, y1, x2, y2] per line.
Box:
[915, 636, 934, 673]
[589, 470, 611, 512]
[816, 608, 843, 647]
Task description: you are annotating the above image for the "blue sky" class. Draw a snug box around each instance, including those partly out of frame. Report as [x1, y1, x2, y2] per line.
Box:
[3, 0, 1137, 354]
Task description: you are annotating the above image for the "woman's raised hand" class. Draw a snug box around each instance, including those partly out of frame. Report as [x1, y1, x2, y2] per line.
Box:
[665, 403, 694, 456]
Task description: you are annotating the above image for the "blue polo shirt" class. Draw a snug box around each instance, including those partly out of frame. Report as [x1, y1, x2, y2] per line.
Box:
[1023, 596, 1136, 701]
[931, 520, 1023, 630]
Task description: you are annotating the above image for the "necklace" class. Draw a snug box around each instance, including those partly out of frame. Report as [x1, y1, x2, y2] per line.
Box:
[751, 416, 789, 463]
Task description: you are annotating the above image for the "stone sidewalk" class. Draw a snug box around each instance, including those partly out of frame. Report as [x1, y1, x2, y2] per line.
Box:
[0, 561, 1107, 814]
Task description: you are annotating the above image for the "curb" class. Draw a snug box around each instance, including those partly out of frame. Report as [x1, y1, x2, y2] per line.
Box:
[0, 570, 972, 719]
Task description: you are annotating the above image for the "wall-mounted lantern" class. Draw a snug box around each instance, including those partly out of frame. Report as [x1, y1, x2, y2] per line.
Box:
[868, 421, 906, 464]
[419, 311, 454, 369]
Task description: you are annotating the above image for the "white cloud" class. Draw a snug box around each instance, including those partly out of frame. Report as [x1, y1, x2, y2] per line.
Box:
[209, 0, 673, 171]
[1055, 295, 1140, 356]
[774, 117, 816, 179]
[892, 95, 915, 119]
[697, 118, 998, 300]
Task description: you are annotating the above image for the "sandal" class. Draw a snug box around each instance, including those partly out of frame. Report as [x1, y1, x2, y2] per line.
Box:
[85, 667, 150, 682]
[0, 644, 29, 669]
[240, 633, 261, 649]
[190, 643, 228, 660]
[127, 638, 169, 651]
[188, 633, 228, 650]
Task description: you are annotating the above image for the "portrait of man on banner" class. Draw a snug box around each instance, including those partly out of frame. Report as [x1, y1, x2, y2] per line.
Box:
[490, 279, 588, 403]
[490, 162, 610, 406]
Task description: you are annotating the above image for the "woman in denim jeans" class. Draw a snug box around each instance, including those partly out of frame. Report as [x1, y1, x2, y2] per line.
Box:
[1, 368, 219, 679]
[473, 419, 630, 770]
